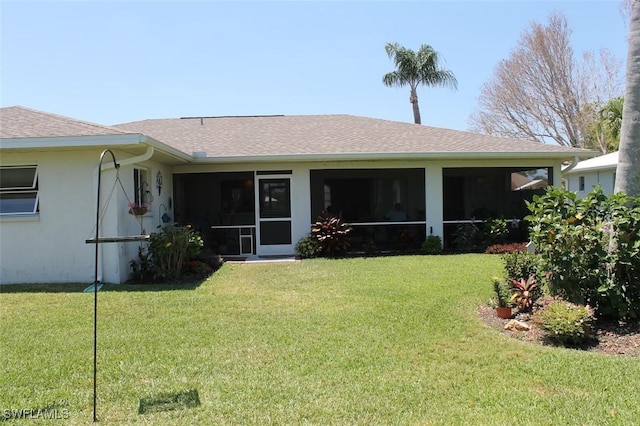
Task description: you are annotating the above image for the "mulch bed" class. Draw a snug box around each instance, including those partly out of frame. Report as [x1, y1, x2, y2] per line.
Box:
[478, 305, 640, 356]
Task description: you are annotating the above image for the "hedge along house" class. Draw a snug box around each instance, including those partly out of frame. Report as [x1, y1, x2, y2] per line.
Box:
[1, 106, 594, 284]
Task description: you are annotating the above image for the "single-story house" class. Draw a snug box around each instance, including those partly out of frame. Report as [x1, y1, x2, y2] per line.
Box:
[1, 106, 595, 284]
[564, 151, 618, 196]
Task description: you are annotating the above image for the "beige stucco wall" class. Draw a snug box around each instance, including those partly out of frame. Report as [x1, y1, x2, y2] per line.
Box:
[0, 148, 175, 285]
[1, 150, 98, 284]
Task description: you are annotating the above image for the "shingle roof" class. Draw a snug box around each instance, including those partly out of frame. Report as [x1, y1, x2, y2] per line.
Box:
[0, 106, 136, 139]
[115, 114, 593, 159]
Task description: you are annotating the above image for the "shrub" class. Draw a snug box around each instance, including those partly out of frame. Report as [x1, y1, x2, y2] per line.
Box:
[129, 246, 153, 282]
[485, 243, 526, 254]
[502, 251, 539, 282]
[182, 260, 214, 277]
[311, 214, 352, 256]
[483, 217, 510, 245]
[130, 224, 204, 282]
[421, 235, 443, 255]
[295, 235, 322, 259]
[452, 222, 483, 252]
[527, 186, 640, 319]
[532, 297, 596, 345]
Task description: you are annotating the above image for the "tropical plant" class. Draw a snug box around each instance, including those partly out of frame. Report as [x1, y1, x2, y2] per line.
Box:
[310, 214, 352, 257]
[382, 42, 457, 124]
[616, 0, 640, 197]
[509, 276, 539, 312]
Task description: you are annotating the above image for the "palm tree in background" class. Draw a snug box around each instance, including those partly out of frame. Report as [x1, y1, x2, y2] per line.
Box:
[616, 0, 640, 196]
[383, 42, 457, 125]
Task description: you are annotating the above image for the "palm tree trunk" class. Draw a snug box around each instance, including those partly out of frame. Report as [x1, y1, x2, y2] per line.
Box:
[410, 87, 421, 124]
[616, 0, 640, 196]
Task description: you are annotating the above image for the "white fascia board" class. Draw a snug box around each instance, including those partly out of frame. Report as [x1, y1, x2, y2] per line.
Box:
[0, 133, 146, 149]
[143, 137, 192, 163]
[187, 150, 596, 164]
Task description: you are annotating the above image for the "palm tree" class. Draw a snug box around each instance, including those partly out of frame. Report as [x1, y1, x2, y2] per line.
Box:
[383, 42, 457, 125]
[616, 0, 640, 196]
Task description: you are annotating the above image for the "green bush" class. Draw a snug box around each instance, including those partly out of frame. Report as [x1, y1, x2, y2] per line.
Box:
[452, 222, 483, 252]
[483, 217, 510, 245]
[421, 235, 443, 255]
[295, 235, 322, 259]
[130, 224, 204, 282]
[502, 251, 539, 282]
[532, 297, 595, 345]
[129, 245, 153, 282]
[526, 186, 640, 319]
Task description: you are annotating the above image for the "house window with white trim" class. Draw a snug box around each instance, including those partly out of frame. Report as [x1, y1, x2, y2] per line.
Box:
[579, 176, 585, 192]
[0, 166, 39, 215]
[133, 168, 153, 207]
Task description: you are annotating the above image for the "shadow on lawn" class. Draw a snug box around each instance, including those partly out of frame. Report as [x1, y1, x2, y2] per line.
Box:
[0, 278, 208, 294]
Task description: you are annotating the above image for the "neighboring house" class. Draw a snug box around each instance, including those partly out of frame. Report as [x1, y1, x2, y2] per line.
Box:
[1, 106, 595, 284]
[564, 151, 618, 196]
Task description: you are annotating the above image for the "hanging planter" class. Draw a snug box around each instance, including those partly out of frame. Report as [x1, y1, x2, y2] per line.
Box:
[128, 203, 149, 216]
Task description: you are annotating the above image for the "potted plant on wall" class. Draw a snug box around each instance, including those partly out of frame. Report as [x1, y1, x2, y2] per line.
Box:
[491, 278, 513, 319]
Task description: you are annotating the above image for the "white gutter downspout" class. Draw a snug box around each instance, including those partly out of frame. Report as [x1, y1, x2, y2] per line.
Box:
[93, 143, 154, 283]
[561, 156, 580, 175]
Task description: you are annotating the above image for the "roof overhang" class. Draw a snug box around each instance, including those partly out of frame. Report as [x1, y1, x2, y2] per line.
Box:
[0, 133, 192, 165]
[186, 150, 598, 164]
[0, 133, 147, 149]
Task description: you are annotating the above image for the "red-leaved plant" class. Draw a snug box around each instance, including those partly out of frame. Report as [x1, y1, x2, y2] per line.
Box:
[510, 275, 538, 312]
[311, 213, 352, 257]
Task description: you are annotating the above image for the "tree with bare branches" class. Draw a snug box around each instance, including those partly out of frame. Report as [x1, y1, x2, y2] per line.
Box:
[469, 12, 622, 150]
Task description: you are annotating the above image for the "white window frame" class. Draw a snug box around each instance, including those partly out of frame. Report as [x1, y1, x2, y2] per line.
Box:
[0, 166, 39, 215]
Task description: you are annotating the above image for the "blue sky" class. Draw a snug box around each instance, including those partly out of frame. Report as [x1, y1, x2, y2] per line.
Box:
[0, 1, 629, 131]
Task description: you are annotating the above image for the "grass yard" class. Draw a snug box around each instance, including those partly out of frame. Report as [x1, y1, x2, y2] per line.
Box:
[1, 254, 639, 424]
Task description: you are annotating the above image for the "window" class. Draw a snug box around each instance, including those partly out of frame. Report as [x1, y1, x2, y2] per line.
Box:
[133, 168, 152, 206]
[0, 166, 39, 215]
[259, 179, 291, 218]
[579, 176, 585, 192]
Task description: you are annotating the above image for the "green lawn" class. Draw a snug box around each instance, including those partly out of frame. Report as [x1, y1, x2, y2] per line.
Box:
[1, 255, 639, 424]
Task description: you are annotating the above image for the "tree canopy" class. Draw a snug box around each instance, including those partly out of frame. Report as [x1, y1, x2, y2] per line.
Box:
[383, 42, 457, 125]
